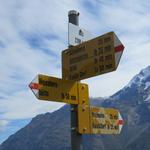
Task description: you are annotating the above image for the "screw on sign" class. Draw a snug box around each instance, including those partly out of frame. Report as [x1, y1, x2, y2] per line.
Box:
[62, 31, 124, 81]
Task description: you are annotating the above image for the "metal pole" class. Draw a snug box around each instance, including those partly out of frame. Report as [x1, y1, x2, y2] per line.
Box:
[68, 10, 83, 150]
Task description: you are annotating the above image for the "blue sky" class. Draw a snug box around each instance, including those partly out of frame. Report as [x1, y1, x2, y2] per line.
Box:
[0, 0, 150, 144]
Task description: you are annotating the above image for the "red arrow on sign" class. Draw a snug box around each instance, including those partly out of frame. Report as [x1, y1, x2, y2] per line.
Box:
[117, 112, 124, 133]
[29, 82, 39, 90]
[114, 33, 124, 68]
[29, 75, 39, 97]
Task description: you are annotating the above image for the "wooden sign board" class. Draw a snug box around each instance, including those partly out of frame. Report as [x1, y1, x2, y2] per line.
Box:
[78, 105, 123, 134]
[62, 31, 124, 81]
[90, 107, 121, 134]
[29, 74, 89, 105]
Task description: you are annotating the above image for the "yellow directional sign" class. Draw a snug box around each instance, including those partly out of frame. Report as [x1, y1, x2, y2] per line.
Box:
[90, 107, 123, 134]
[62, 31, 124, 81]
[78, 105, 123, 134]
[29, 74, 89, 105]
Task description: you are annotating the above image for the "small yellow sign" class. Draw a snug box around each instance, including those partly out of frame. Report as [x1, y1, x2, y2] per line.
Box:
[62, 31, 124, 81]
[78, 105, 123, 134]
[90, 107, 120, 134]
[29, 74, 89, 105]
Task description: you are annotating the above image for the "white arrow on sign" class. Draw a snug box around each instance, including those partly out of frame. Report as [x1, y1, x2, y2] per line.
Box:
[114, 33, 124, 68]
[29, 75, 39, 98]
[118, 112, 124, 133]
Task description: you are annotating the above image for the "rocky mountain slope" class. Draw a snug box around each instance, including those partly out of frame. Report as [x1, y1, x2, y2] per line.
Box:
[0, 66, 150, 150]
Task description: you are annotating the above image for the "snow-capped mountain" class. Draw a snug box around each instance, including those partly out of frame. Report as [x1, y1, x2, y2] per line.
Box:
[126, 66, 150, 102]
[127, 66, 150, 88]
[111, 65, 150, 104]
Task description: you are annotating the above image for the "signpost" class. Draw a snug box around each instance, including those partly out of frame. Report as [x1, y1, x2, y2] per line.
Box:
[78, 105, 124, 134]
[62, 32, 124, 81]
[29, 74, 89, 105]
[29, 10, 125, 150]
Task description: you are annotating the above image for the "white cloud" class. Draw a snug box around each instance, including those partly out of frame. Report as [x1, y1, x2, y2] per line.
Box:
[0, 90, 64, 120]
[0, 120, 9, 132]
[0, 0, 77, 120]
[0, 0, 150, 123]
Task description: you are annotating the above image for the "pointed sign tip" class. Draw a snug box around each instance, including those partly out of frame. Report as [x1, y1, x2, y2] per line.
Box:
[114, 44, 124, 53]
[29, 82, 39, 90]
[118, 112, 124, 125]
[29, 82, 32, 89]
